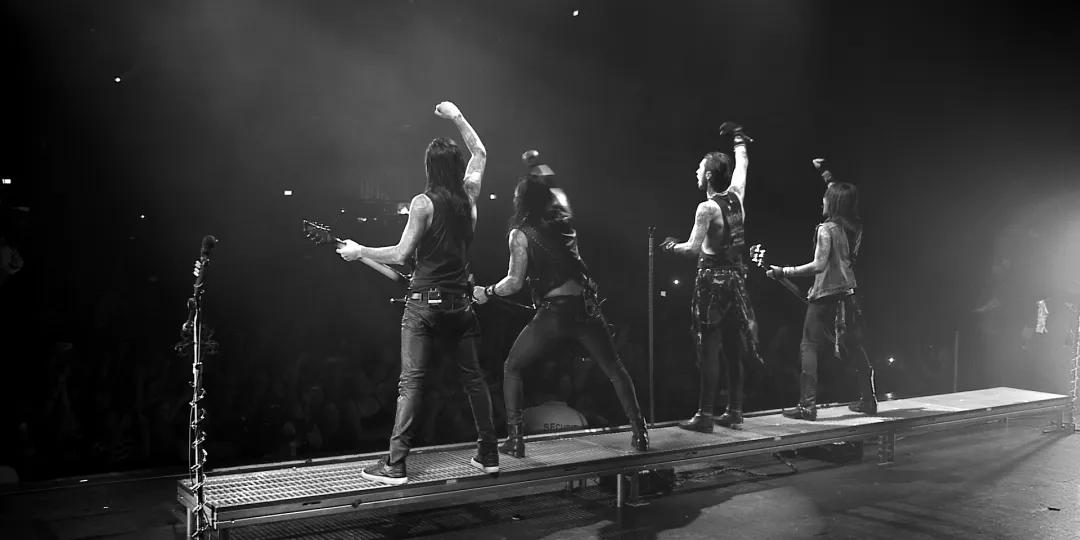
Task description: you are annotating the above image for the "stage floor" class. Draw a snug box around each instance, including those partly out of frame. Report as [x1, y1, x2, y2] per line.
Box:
[0, 414, 1075, 539]
[176, 387, 1069, 530]
[0, 388, 1074, 539]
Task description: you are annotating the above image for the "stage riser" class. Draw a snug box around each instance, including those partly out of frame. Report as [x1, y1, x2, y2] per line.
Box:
[177, 387, 1072, 534]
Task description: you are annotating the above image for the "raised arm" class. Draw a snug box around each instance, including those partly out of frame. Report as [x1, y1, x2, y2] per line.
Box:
[474, 229, 529, 302]
[435, 101, 486, 201]
[665, 201, 717, 256]
[336, 193, 432, 265]
[727, 137, 749, 200]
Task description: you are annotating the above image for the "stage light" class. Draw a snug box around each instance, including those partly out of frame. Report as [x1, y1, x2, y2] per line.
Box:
[1, 178, 10, 185]
[489, 193, 497, 200]
[114, 76, 121, 83]
[572, 9, 580, 16]
[886, 356, 896, 366]
[884, 392, 896, 400]
[340, 209, 346, 213]
[139, 214, 146, 219]
[358, 217, 368, 222]
[283, 190, 293, 196]
[659, 290, 667, 297]
[672, 279, 680, 285]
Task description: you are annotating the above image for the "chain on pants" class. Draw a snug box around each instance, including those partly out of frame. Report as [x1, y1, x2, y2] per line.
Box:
[691, 268, 761, 413]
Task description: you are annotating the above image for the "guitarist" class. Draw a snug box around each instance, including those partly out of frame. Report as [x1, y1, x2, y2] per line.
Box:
[473, 154, 649, 457]
[336, 101, 499, 484]
[766, 180, 876, 420]
[660, 123, 761, 432]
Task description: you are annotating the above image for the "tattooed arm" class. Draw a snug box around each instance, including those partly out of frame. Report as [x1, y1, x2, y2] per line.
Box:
[666, 200, 719, 256]
[337, 193, 432, 265]
[435, 101, 487, 201]
[474, 229, 529, 303]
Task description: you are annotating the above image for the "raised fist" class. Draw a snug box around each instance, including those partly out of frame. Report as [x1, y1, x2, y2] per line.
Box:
[434, 101, 461, 120]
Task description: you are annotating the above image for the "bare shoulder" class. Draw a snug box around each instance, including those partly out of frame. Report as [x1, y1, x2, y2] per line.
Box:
[509, 228, 529, 247]
[697, 199, 721, 219]
[412, 193, 434, 212]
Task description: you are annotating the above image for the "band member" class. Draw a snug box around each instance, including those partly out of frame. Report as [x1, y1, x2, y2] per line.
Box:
[661, 123, 761, 432]
[474, 153, 648, 457]
[337, 101, 498, 484]
[766, 180, 876, 420]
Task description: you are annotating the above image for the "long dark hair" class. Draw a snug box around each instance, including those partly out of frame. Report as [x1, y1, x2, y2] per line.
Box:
[823, 182, 862, 256]
[424, 137, 470, 218]
[510, 175, 569, 229]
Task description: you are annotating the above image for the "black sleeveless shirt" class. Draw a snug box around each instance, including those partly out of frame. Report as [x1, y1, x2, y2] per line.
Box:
[518, 218, 588, 303]
[409, 190, 473, 293]
[698, 191, 746, 269]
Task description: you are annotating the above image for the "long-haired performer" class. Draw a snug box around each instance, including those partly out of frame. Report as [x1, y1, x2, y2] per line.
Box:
[660, 123, 761, 432]
[337, 101, 499, 484]
[473, 153, 648, 457]
[766, 177, 877, 421]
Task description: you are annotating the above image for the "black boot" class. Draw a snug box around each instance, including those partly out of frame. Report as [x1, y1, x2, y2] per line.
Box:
[678, 411, 714, 433]
[784, 373, 817, 421]
[783, 403, 817, 421]
[849, 364, 878, 415]
[715, 409, 743, 428]
[498, 422, 525, 458]
[630, 416, 649, 451]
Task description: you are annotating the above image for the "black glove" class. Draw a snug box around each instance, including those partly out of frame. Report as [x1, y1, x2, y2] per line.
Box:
[720, 121, 753, 144]
[812, 158, 833, 184]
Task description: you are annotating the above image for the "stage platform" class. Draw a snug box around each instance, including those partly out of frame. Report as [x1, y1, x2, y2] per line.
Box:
[177, 387, 1071, 538]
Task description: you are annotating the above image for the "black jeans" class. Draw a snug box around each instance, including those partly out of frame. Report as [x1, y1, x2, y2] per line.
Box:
[692, 268, 760, 414]
[503, 295, 642, 426]
[798, 293, 874, 405]
[388, 297, 497, 466]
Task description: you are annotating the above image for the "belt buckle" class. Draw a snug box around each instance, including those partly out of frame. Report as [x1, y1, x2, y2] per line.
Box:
[427, 290, 442, 305]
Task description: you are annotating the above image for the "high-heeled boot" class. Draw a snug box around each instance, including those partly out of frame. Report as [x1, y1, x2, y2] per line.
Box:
[630, 416, 649, 451]
[498, 422, 525, 458]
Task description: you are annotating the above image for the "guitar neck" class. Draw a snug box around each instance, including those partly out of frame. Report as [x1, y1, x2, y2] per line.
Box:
[776, 276, 807, 303]
[333, 236, 408, 283]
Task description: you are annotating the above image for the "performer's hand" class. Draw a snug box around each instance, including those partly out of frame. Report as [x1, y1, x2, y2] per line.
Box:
[472, 285, 490, 305]
[192, 260, 202, 277]
[336, 239, 365, 262]
[765, 265, 783, 280]
[434, 101, 462, 120]
[659, 237, 678, 253]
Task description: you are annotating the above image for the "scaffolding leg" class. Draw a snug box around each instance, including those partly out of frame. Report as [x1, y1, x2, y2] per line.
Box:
[186, 507, 193, 539]
[877, 432, 895, 465]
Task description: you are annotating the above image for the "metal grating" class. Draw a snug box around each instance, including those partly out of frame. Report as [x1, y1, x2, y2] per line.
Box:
[178, 386, 1070, 530]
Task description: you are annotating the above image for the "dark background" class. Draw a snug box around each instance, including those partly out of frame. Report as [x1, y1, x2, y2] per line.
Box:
[2, 0, 1078, 480]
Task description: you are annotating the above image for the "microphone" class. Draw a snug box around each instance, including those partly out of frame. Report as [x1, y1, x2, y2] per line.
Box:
[719, 122, 754, 143]
[200, 235, 218, 259]
[521, 149, 555, 177]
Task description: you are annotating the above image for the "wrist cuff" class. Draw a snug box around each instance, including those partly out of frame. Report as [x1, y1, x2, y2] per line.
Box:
[485, 285, 497, 298]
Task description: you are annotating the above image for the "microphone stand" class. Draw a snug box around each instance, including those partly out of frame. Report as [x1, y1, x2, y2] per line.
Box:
[648, 226, 656, 424]
[177, 236, 217, 539]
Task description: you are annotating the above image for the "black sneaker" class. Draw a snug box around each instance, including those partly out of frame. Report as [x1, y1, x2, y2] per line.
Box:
[470, 451, 500, 474]
[360, 458, 408, 486]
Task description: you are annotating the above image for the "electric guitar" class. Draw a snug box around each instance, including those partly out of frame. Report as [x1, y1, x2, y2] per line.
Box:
[301, 219, 411, 283]
[749, 243, 808, 304]
[302, 219, 534, 311]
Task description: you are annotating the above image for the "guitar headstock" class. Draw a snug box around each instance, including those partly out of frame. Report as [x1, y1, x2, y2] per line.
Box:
[301, 219, 339, 245]
[749, 243, 767, 268]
